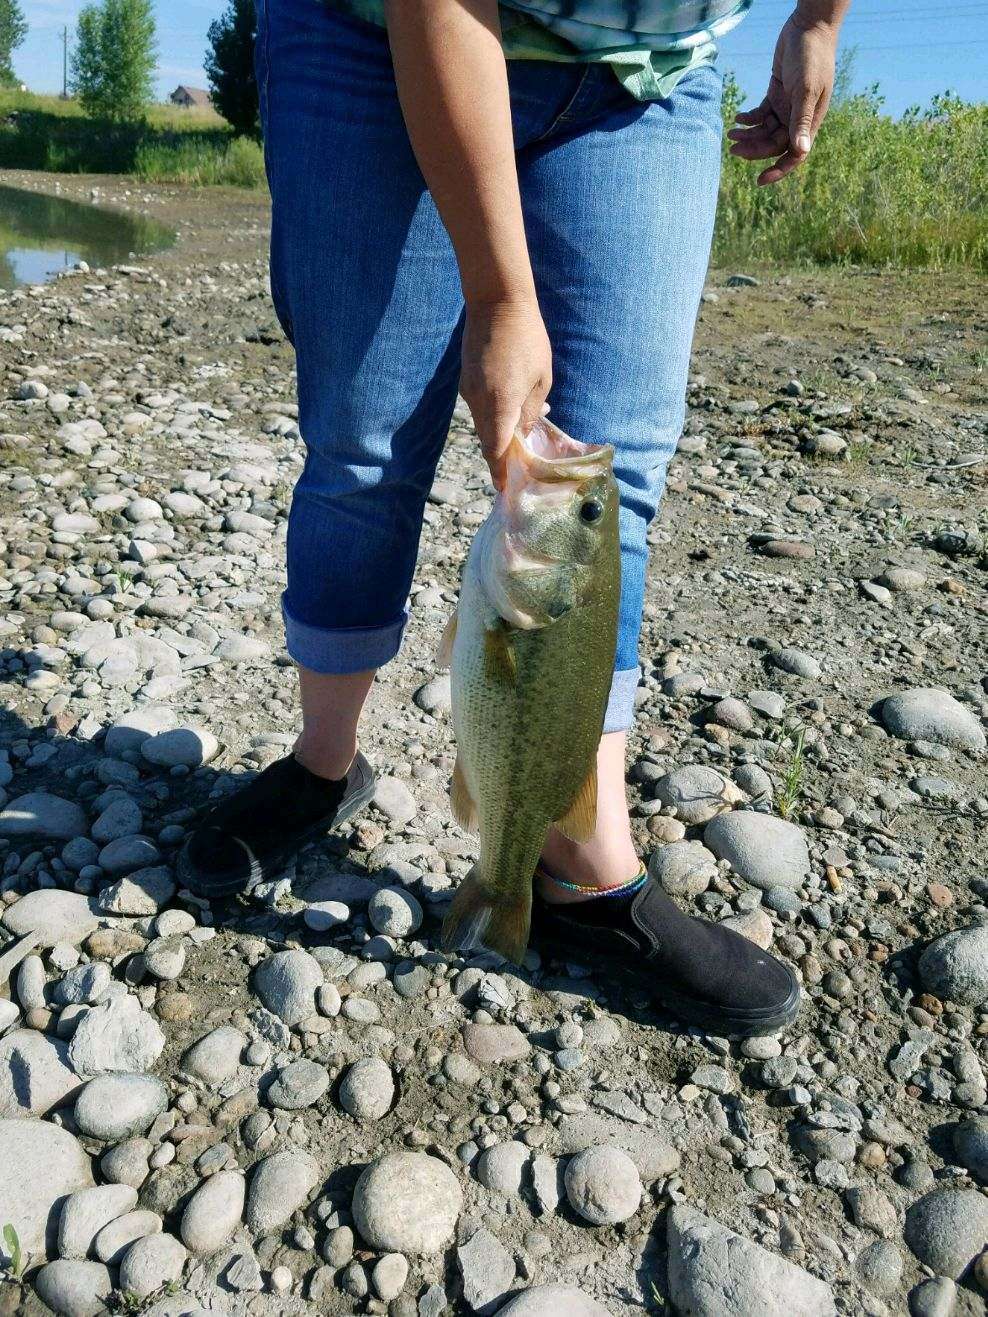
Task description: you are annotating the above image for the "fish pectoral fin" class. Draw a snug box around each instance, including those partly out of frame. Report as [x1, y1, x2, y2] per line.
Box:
[437, 607, 458, 668]
[553, 763, 598, 843]
[450, 755, 479, 833]
[483, 624, 516, 684]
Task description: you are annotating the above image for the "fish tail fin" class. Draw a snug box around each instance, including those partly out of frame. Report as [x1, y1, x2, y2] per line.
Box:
[441, 866, 531, 966]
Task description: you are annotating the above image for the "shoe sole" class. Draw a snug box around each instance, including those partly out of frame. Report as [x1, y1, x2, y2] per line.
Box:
[533, 933, 802, 1038]
[176, 770, 378, 900]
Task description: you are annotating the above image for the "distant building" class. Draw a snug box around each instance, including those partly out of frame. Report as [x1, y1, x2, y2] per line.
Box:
[169, 86, 211, 109]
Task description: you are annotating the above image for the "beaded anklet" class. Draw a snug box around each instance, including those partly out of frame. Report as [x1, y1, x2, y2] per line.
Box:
[539, 862, 647, 898]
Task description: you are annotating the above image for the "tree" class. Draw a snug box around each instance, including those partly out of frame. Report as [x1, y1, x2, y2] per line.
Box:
[205, 0, 259, 137]
[72, 0, 157, 122]
[0, 0, 27, 88]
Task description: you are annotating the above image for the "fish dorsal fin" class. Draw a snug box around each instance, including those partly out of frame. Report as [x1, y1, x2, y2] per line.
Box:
[483, 624, 516, 684]
[450, 753, 479, 832]
[437, 608, 458, 668]
[553, 762, 598, 843]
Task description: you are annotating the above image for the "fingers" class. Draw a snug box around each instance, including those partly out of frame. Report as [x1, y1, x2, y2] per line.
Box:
[733, 96, 771, 127]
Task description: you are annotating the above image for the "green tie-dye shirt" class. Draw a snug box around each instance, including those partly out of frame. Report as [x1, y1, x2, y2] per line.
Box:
[326, 1, 727, 101]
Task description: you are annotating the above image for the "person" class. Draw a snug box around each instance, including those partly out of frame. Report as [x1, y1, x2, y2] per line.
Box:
[180, 0, 850, 1037]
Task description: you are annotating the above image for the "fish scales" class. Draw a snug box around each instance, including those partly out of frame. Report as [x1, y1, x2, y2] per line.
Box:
[441, 420, 621, 964]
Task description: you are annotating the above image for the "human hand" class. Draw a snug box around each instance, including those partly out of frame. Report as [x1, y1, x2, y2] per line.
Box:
[460, 296, 552, 489]
[727, 9, 842, 185]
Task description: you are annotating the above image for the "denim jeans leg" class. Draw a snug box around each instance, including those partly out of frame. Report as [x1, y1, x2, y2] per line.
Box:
[516, 64, 724, 731]
[259, 0, 464, 674]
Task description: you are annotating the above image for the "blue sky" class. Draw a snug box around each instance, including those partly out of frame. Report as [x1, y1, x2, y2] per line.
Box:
[16, 0, 988, 117]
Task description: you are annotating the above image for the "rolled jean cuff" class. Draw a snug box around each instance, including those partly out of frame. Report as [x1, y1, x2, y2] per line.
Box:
[603, 666, 641, 734]
[282, 593, 407, 674]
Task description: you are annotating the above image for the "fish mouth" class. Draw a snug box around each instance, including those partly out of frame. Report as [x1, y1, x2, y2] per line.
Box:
[512, 419, 614, 483]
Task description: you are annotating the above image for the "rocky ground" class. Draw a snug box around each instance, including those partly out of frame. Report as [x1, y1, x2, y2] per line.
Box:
[0, 172, 986, 1317]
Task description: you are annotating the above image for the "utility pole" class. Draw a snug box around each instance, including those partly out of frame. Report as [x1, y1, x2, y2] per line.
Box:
[61, 25, 69, 99]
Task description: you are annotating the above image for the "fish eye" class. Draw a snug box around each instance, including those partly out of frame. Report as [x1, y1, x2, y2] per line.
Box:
[579, 498, 604, 524]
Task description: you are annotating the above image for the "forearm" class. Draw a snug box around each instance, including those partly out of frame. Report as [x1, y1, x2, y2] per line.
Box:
[384, 0, 535, 308]
[792, 0, 851, 30]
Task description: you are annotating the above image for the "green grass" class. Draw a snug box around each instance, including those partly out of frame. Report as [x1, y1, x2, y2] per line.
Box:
[0, 88, 262, 185]
[717, 78, 988, 271]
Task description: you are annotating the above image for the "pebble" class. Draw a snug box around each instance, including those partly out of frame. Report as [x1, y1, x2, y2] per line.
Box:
[94, 1209, 163, 1264]
[497, 1285, 612, 1316]
[462, 1023, 531, 1064]
[648, 840, 717, 897]
[246, 1149, 320, 1234]
[653, 766, 739, 824]
[457, 1226, 516, 1314]
[338, 1057, 395, 1120]
[116, 1232, 187, 1301]
[0, 1030, 80, 1117]
[141, 727, 219, 768]
[771, 648, 822, 680]
[267, 1058, 330, 1109]
[0, 792, 87, 841]
[373, 776, 418, 824]
[180, 1169, 246, 1254]
[918, 925, 988, 1006]
[34, 1260, 114, 1316]
[252, 948, 324, 1025]
[74, 1074, 168, 1141]
[68, 994, 166, 1076]
[903, 1187, 988, 1278]
[368, 886, 423, 937]
[953, 1115, 988, 1183]
[2, 890, 100, 947]
[564, 1146, 642, 1225]
[0, 1118, 94, 1255]
[704, 811, 810, 890]
[881, 688, 986, 753]
[352, 1151, 462, 1255]
[181, 1024, 246, 1085]
[477, 1141, 529, 1196]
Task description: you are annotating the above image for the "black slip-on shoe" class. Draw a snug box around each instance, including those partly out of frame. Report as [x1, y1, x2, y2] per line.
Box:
[530, 872, 800, 1037]
[177, 750, 377, 899]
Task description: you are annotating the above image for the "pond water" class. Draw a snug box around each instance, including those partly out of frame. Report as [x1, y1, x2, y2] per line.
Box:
[0, 183, 175, 290]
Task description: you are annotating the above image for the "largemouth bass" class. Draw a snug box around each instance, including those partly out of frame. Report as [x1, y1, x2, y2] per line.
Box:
[439, 419, 621, 965]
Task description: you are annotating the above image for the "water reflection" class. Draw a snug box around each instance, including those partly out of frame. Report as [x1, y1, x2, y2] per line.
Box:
[0, 184, 175, 289]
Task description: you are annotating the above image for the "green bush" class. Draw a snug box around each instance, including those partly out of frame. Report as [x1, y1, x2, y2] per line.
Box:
[715, 77, 988, 271]
[133, 133, 264, 186]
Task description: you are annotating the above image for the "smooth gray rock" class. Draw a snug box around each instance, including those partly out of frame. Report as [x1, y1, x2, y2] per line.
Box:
[704, 811, 810, 890]
[117, 1232, 187, 1301]
[252, 949, 323, 1026]
[0, 1029, 82, 1117]
[338, 1057, 394, 1121]
[181, 1025, 246, 1086]
[648, 840, 717, 897]
[245, 1149, 320, 1235]
[771, 648, 822, 679]
[953, 1115, 988, 1183]
[68, 995, 166, 1076]
[0, 792, 87, 841]
[476, 1141, 528, 1197]
[104, 707, 177, 756]
[2, 890, 100, 948]
[497, 1285, 612, 1316]
[653, 766, 738, 824]
[368, 887, 423, 938]
[918, 925, 988, 1007]
[903, 1187, 988, 1279]
[93, 1209, 162, 1264]
[0, 1118, 94, 1256]
[180, 1171, 245, 1255]
[141, 727, 218, 768]
[882, 688, 986, 753]
[372, 776, 417, 824]
[352, 1152, 462, 1255]
[667, 1205, 836, 1316]
[57, 1184, 138, 1259]
[856, 1239, 903, 1295]
[564, 1146, 642, 1225]
[34, 1259, 114, 1316]
[74, 1074, 168, 1141]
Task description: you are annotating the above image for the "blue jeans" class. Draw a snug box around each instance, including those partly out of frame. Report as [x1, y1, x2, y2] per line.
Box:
[256, 0, 723, 732]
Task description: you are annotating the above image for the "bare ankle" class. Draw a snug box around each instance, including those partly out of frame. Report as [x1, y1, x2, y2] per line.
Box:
[293, 737, 356, 782]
